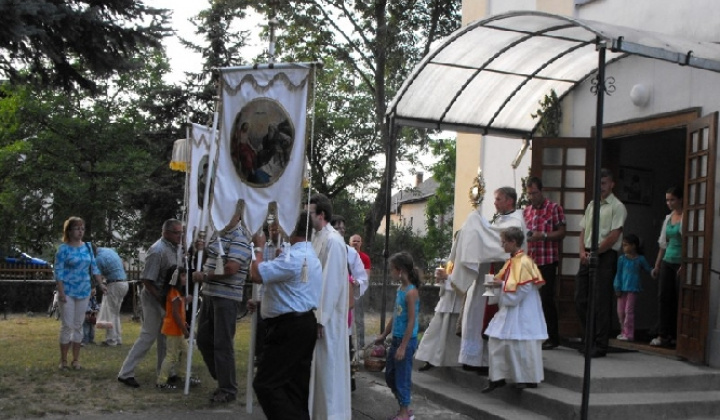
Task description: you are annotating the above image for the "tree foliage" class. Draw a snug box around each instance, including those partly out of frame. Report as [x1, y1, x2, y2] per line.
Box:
[0, 48, 186, 259]
[179, 0, 253, 122]
[0, 0, 171, 93]
[424, 139, 455, 263]
[244, 0, 461, 248]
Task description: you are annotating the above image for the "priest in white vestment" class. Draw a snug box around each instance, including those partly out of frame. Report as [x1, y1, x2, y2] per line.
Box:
[307, 194, 351, 420]
[454, 187, 527, 368]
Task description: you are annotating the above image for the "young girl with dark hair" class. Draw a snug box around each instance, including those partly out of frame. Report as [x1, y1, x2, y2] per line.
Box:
[614, 234, 652, 341]
[375, 251, 420, 420]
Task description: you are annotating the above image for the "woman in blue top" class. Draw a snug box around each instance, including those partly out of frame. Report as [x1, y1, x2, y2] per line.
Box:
[375, 251, 420, 420]
[650, 187, 683, 347]
[614, 234, 652, 341]
[54, 217, 101, 370]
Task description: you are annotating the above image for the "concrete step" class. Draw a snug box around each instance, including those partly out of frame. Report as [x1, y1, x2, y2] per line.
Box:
[408, 346, 720, 419]
[410, 372, 554, 420]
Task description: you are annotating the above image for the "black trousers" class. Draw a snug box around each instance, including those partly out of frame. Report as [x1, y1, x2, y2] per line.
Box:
[656, 261, 681, 338]
[539, 262, 559, 344]
[253, 311, 317, 420]
[575, 250, 617, 352]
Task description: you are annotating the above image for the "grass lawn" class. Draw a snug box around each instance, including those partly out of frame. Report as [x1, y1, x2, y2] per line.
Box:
[0, 313, 254, 419]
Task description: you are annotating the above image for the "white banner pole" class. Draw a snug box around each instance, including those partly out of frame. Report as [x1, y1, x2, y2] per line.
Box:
[184, 101, 221, 395]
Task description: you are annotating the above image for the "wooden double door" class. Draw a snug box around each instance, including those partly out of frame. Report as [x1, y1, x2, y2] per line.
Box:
[531, 111, 716, 364]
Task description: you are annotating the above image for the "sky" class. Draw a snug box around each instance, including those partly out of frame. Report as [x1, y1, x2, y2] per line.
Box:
[153, 1, 266, 84]
[153, 1, 439, 191]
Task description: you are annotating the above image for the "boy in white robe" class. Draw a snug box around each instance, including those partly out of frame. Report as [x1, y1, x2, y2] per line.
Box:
[483, 226, 547, 392]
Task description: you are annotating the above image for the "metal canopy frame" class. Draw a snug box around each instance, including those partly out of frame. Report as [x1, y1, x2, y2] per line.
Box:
[382, 11, 720, 420]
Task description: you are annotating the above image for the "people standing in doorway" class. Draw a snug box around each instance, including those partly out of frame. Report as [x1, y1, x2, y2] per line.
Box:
[575, 168, 627, 358]
[375, 251, 420, 420]
[54, 216, 102, 370]
[650, 186, 684, 347]
[523, 176, 566, 350]
[613, 234, 652, 341]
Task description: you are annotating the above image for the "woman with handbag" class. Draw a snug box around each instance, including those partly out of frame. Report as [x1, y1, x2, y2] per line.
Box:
[54, 216, 102, 370]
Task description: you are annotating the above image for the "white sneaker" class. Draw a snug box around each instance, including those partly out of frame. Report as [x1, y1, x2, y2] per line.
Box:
[616, 334, 629, 341]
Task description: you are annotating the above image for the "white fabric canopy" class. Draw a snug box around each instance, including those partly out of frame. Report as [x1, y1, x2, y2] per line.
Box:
[387, 11, 720, 137]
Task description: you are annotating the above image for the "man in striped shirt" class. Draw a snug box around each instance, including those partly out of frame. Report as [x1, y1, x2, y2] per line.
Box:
[523, 176, 566, 350]
[193, 212, 252, 403]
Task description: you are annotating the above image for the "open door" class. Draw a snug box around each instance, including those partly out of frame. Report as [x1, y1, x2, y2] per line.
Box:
[677, 112, 717, 364]
[531, 137, 594, 337]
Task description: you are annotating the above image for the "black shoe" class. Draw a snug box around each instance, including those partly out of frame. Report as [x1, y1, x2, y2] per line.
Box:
[118, 376, 140, 388]
[419, 362, 434, 372]
[589, 349, 607, 358]
[481, 379, 506, 393]
[515, 382, 538, 389]
[476, 366, 489, 376]
[462, 364, 481, 372]
[542, 340, 559, 350]
[351, 377, 356, 392]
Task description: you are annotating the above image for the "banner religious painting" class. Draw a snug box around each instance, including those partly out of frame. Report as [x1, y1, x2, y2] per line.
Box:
[212, 64, 314, 236]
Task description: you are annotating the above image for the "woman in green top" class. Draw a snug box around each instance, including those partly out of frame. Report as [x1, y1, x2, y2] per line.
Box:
[650, 186, 683, 347]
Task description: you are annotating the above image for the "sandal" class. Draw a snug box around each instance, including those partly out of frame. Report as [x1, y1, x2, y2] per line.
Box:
[156, 383, 177, 390]
[59, 360, 69, 370]
[71, 360, 82, 370]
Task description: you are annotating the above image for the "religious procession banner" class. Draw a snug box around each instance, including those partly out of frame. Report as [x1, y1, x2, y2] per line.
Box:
[186, 123, 216, 248]
[212, 64, 312, 236]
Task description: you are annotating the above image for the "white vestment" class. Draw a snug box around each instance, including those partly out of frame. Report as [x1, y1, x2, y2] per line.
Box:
[485, 279, 547, 384]
[454, 209, 527, 366]
[309, 224, 351, 420]
[415, 275, 463, 367]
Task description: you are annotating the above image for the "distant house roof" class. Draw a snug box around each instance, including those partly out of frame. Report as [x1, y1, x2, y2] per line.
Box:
[389, 176, 439, 214]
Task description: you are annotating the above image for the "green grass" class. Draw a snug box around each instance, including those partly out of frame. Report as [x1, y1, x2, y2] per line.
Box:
[0, 313, 254, 419]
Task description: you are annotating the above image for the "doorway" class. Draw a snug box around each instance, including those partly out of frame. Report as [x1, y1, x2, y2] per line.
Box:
[604, 128, 686, 350]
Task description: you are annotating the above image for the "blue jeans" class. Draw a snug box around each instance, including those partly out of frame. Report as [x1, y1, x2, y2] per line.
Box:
[385, 336, 417, 407]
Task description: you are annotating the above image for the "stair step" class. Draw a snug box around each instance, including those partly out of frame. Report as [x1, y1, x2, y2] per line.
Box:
[412, 372, 554, 420]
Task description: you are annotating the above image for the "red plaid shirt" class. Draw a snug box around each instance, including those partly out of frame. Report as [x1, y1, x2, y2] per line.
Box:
[523, 198, 566, 266]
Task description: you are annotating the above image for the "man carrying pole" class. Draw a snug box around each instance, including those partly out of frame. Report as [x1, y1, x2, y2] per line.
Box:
[192, 211, 252, 403]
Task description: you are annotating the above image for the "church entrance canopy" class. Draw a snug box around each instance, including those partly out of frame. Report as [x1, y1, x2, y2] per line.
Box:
[386, 10, 720, 138]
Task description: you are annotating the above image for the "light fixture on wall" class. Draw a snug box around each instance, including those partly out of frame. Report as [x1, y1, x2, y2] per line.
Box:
[630, 84, 652, 107]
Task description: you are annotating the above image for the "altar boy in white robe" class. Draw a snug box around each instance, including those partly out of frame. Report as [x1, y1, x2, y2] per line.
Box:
[483, 226, 547, 392]
[454, 187, 527, 371]
[307, 193, 351, 420]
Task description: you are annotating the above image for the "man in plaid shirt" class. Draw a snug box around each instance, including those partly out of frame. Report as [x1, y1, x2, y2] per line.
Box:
[523, 176, 566, 350]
